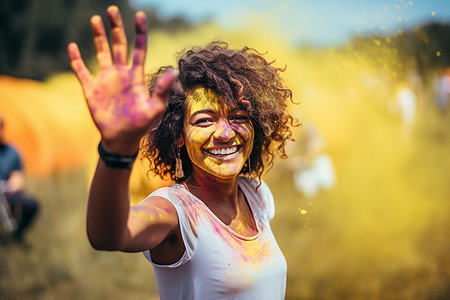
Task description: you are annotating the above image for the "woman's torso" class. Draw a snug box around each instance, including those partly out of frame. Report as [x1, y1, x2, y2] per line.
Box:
[141, 177, 287, 299]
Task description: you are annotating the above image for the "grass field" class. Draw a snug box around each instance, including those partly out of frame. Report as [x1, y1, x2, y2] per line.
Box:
[0, 23, 449, 299]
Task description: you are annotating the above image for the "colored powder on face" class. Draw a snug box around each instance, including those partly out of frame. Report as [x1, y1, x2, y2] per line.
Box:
[183, 87, 254, 179]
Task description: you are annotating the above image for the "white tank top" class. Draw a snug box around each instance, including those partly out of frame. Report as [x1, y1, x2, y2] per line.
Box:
[140, 177, 287, 299]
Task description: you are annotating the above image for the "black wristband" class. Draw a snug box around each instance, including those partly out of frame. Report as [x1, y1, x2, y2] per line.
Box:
[97, 141, 138, 170]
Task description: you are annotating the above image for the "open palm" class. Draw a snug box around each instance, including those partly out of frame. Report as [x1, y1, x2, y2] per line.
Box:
[68, 6, 177, 151]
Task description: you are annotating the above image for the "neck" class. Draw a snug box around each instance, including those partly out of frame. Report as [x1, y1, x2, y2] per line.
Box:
[185, 168, 240, 209]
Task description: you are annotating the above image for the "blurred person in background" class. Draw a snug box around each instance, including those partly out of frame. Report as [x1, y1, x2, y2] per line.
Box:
[388, 81, 417, 138]
[0, 114, 39, 243]
[290, 123, 336, 198]
[435, 66, 450, 113]
[68, 6, 296, 299]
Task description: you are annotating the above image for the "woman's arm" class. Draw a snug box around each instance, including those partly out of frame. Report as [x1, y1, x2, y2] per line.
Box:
[68, 6, 178, 252]
[88, 161, 178, 251]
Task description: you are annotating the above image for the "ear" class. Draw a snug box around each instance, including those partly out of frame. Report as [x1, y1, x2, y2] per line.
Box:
[176, 136, 185, 147]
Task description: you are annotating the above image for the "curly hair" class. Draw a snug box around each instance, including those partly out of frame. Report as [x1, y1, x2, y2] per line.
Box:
[141, 41, 297, 182]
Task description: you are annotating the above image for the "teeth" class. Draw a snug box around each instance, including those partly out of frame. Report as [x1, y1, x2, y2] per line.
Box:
[208, 146, 238, 155]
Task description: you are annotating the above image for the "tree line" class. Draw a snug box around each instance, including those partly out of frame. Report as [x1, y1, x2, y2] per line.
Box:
[0, 0, 189, 80]
[348, 22, 450, 82]
[1, 0, 449, 81]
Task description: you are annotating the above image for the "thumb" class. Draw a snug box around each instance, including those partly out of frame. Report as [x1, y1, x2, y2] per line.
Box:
[151, 69, 179, 102]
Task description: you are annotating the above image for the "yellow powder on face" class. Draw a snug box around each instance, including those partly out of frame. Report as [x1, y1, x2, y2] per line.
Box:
[183, 87, 254, 179]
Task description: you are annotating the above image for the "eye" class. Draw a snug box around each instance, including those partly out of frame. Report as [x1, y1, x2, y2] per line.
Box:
[230, 114, 250, 124]
[194, 117, 213, 126]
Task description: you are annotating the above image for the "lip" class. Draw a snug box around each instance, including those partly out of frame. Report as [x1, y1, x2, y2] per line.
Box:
[203, 145, 242, 158]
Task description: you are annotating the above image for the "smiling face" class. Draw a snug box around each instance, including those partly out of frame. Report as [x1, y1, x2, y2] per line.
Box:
[183, 87, 254, 180]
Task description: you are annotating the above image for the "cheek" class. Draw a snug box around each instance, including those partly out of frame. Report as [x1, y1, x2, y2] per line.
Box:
[185, 129, 210, 146]
[184, 129, 210, 158]
[233, 124, 254, 147]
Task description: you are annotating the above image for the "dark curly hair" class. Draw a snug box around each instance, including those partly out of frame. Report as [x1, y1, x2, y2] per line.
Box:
[141, 41, 297, 182]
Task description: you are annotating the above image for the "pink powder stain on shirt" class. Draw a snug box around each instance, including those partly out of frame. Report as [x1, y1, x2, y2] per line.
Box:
[206, 214, 275, 268]
[178, 191, 202, 227]
[172, 183, 279, 288]
[179, 184, 275, 268]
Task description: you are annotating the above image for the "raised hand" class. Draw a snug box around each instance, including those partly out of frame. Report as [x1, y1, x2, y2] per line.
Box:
[68, 6, 177, 154]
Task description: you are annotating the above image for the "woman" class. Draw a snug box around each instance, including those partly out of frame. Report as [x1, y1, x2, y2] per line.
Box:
[68, 6, 296, 299]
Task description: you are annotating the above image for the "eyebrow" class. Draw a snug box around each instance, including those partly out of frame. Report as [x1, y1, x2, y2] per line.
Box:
[189, 107, 243, 122]
[189, 109, 216, 121]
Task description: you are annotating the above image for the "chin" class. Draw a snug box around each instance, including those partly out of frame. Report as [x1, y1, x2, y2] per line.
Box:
[198, 162, 245, 180]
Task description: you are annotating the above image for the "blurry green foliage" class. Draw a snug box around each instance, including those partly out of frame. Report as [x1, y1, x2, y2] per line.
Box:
[0, 0, 189, 80]
[347, 22, 450, 82]
[0, 0, 449, 82]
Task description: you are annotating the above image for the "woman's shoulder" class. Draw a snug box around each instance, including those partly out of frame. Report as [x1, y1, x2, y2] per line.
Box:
[239, 176, 272, 195]
[140, 184, 195, 208]
[239, 177, 275, 220]
[149, 184, 184, 195]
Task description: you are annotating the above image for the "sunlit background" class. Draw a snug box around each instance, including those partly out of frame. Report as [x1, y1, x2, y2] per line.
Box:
[0, 0, 449, 299]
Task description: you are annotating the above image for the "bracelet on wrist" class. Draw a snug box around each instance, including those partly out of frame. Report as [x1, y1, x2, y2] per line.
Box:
[97, 141, 138, 170]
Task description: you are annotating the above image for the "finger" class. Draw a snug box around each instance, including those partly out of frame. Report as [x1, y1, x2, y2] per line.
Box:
[67, 42, 93, 86]
[132, 11, 147, 68]
[152, 69, 179, 101]
[91, 15, 113, 69]
[107, 6, 128, 65]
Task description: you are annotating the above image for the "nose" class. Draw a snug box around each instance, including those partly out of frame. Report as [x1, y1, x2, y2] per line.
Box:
[213, 120, 235, 142]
